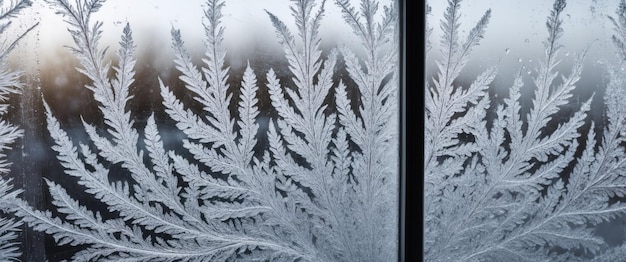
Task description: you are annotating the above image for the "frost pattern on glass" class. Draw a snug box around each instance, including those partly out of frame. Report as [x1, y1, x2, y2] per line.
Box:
[425, 0, 626, 261]
[8, 0, 399, 261]
[0, 0, 36, 260]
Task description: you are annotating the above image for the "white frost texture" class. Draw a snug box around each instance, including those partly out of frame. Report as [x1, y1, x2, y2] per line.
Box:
[0, 0, 401, 261]
[425, 0, 626, 261]
[0, 0, 36, 261]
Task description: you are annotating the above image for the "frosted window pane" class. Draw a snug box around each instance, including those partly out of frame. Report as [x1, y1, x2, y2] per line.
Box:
[425, 0, 626, 260]
[0, 0, 401, 261]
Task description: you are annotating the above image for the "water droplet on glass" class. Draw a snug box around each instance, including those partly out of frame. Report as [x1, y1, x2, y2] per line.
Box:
[529, 59, 533, 63]
[527, 70, 532, 75]
[518, 58, 523, 62]
[565, 52, 569, 56]
[505, 48, 510, 54]
[524, 38, 530, 43]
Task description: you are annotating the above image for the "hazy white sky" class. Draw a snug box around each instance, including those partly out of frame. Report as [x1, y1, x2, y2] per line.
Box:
[6, 0, 387, 69]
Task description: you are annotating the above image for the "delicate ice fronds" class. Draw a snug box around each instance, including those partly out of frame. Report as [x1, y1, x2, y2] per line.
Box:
[14, 0, 399, 261]
[420, 0, 626, 260]
[0, 179, 21, 261]
[424, 0, 493, 187]
[0, 0, 36, 260]
[0, 0, 36, 60]
[331, 0, 399, 260]
[610, 0, 626, 62]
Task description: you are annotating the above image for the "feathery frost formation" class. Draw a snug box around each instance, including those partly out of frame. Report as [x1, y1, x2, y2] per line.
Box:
[8, 0, 399, 261]
[425, 0, 626, 260]
[0, 0, 36, 260]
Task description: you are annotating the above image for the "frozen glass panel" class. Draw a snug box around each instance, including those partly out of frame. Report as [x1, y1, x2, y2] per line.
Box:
[0, 0, 402, 261]
[425, 0, 626, 260]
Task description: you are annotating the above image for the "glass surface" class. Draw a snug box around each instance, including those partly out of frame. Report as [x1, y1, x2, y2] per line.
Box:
[425, 0, 626, 261]
[0, 0, 401, 261]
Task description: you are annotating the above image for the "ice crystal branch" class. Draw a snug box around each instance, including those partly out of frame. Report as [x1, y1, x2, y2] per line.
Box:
[333, 0, 399, 260]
